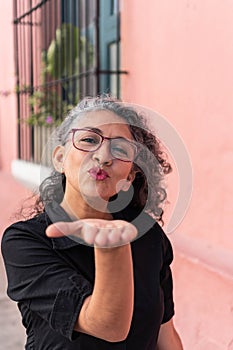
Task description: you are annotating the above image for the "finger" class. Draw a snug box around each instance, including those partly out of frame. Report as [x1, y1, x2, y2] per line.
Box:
[107, 227, 123, 246]
[94, 229, 110, 247]
[82, 223, 99, 245]
[121, 224, 138, 242]
[46, 221, 83, 238]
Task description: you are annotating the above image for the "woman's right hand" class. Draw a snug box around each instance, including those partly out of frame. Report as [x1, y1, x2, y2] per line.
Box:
[46, 219, 137, 248]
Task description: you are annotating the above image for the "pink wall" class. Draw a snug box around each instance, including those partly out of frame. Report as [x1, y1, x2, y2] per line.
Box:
[121, 1, 233, 348]
[121, 0, 233, 251]
[0, 1, 17, 172]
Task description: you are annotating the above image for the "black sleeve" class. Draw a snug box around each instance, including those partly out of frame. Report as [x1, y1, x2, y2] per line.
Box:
[160, 230, 175, 324]
[1, 223, 93, 341]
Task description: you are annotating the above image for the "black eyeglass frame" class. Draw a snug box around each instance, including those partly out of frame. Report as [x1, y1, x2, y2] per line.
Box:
[69, 128, 138, 162]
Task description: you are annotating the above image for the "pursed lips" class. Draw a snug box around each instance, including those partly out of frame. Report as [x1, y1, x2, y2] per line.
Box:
[88, 167, 110, 181]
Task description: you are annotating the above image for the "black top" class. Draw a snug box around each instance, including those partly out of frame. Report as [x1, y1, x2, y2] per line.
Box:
[1, 202, 174, 350]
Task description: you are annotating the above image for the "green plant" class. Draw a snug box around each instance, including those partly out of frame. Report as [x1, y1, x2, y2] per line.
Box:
[27, 90, 74, 127]
[43, 23, 88, 79]
[26, 23, 93, 127]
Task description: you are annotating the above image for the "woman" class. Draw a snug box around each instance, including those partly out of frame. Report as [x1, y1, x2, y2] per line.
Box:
[1, 96, 183, 349]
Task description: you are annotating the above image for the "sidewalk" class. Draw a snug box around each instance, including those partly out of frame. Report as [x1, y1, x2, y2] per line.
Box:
[0, 172, 31, 349]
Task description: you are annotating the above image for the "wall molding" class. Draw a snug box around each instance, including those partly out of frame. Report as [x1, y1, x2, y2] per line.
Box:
[170, 232, 233, 281]
[11, 159, 50, 190]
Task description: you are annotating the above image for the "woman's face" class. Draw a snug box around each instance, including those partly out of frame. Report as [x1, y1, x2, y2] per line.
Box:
[53, 110, 136, 206]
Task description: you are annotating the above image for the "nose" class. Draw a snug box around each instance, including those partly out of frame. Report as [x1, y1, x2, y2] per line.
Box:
[92, 140, 113, 166]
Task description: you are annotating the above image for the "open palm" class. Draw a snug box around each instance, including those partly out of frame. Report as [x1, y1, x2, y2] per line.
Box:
[46, 219, 138, 248]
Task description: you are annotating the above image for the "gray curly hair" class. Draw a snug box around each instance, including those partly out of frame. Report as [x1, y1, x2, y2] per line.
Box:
[26, 95, 172, 225]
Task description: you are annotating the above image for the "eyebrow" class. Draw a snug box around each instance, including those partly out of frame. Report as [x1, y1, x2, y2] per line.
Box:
[83, 127, 103, 134]
[83, 127, 130, 140]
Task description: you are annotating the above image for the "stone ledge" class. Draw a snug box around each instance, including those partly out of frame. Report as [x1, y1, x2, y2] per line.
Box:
[11, 159, 50, 190]
[170, 232, 233, 281]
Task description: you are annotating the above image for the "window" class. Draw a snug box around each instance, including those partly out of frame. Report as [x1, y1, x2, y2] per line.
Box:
[99, 0, 121, 94]
[13, 0, 126, 164]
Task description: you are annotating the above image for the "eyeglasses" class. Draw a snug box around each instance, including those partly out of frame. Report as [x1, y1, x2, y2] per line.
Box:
[69, 128, 138, 162]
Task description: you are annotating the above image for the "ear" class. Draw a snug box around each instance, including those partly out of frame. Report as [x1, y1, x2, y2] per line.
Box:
[116, 179, 132, 192]
[119, 171, 136, 192]
[52, 145, 65, 173]
[127, 169, 136, 183]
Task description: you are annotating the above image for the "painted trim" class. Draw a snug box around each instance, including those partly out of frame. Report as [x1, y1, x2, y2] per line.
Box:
[170, 232, 233, 281]
[11, 159, 50, 190]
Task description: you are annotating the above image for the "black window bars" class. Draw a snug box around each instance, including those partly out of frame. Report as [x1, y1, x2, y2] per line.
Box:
[13, 0, 127, 164]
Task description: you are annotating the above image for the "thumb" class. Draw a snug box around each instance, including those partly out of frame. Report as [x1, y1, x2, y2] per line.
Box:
[46, 221, 83, 238]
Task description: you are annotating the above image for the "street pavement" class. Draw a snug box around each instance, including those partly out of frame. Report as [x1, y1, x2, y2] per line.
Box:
[0, 172, 30, 349]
